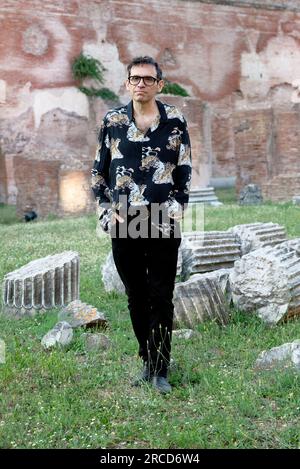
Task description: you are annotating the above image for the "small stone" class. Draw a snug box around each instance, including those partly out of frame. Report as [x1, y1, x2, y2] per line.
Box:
[58, 300, 107, 329]
[255, 340, 300, 370]
[82, 333, 111, 351]
[292, 196, 300, 205]
[169, 358, 178, 371]
[41, 321, 73, 349]
[172, 329, 198, 340]
[101, 251, 125, 293]
[239, 184, 263, 205]
[291, 346, 300, 370]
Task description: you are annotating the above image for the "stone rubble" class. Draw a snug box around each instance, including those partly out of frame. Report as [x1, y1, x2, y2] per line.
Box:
[172, 329, 199, 340]
[239, 183, 263, 205]
[58, 300, 107, 329]
[255, 340, 300, 371]
[101, 251, 125, 293]
[82, 332, 111, 351]
[229, 244, 300, 324]
[41, 321, 73, 349]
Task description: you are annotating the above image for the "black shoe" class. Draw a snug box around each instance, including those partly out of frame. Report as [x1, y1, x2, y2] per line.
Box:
[132, 364, 153, 387]
[151, 375, 172, 394]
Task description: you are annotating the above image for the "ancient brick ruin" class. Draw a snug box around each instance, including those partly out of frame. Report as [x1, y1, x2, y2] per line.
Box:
[1, 0, 300, 218]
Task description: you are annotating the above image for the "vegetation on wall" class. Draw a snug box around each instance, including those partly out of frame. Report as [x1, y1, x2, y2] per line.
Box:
[78, 86, 119, 101]
[71, 53, 119, 102]
[71, 54, 189, 100]
[161, 80, 189, 97]
[72, 53, 105, 83]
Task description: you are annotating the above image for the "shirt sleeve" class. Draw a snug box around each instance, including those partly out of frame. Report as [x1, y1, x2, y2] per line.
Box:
[91, 117, 112, 207]
[172, 117, 192, 211]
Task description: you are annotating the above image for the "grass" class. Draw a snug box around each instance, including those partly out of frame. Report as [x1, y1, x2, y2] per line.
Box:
[0, 203, 19, 225]
[215, 187, 237, 204]
[0, 198, 300, 449]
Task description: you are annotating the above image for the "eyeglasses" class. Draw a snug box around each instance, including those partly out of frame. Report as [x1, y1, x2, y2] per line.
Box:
[128, 75, 159, 86]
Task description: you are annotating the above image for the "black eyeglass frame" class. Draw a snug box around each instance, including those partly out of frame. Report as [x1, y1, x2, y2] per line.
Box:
[128, 75, 161, 86]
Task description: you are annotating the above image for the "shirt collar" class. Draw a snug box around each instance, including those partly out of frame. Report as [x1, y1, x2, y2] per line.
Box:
[126, 99, 168, 123]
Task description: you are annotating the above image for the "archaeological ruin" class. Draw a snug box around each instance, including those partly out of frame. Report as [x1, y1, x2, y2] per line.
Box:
[1, 0, 300, 218]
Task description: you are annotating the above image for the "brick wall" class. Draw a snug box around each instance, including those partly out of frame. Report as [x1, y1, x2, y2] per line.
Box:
[189, 1, 300, 11]
[1, 0, 300, 216]
[0, 147, 7, 203]
[233, 106, 300, 201]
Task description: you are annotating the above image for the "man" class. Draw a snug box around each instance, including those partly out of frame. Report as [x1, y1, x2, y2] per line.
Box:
[91, 56, 192, 394]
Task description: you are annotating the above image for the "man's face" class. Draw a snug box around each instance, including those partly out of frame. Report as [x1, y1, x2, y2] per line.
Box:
[126, 64, 164, 104]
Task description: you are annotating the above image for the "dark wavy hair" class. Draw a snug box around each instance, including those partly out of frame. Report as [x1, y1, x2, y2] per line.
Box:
[127, 56, 163, 80]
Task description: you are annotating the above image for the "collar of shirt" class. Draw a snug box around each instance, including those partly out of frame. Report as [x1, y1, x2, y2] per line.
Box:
[126, 99, 168, 124]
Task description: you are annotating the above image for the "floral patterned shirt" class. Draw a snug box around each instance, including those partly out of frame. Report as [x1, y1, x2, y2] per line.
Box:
[91, 99, 192, 219]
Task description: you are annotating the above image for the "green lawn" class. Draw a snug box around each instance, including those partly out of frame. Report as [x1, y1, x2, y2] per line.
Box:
[0, 203, 19, 225]
[0, 199, 300, 449]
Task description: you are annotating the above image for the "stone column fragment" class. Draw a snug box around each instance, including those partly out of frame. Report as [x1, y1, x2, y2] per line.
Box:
[2, 251, 80, 318]
[229, 243, 300, 324]
[188, 187, 223, 206]
[173, 273, 230, 328]
[229, 222, 287, 255]
[181, 231, 241, 276]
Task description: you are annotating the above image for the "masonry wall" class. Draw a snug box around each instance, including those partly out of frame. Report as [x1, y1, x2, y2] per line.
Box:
[1, 0, 300, 217]
[196, 1, 300, 10]
[0, 147, 7, 203]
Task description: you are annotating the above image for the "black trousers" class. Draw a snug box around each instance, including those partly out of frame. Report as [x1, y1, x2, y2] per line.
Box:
[111, 227, 181, 377]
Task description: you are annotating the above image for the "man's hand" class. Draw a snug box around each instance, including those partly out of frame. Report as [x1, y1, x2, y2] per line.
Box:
[98, 207, 112, 233]
[169, 209, 183, 222]
[111, 212, 125, 224]
[98, 206, 125, 234]
[167, 200, 183, 222]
